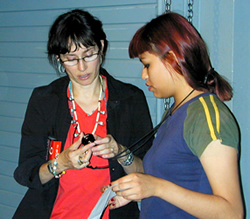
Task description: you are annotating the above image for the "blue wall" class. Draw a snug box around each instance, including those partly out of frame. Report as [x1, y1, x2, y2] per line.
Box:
[0, 0, 249, 218]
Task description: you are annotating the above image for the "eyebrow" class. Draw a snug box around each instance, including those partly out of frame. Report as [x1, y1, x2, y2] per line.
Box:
[65, 47, 95, 56]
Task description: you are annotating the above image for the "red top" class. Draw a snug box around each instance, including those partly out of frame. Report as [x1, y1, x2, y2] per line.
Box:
[51, 77, 110, 219]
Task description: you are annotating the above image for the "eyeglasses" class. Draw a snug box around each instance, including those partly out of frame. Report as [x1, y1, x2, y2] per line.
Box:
[60, 52, 99, 66]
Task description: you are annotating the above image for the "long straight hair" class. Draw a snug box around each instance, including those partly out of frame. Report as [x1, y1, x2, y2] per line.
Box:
[129, 12, 232, 101]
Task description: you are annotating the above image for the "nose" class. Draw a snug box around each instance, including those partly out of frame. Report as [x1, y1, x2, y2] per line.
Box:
[77, 59, 87, 71]
[141, 68, 148, 80]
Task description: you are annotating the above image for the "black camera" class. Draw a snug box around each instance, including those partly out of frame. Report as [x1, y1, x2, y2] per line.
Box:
[82, 133, 95, 145]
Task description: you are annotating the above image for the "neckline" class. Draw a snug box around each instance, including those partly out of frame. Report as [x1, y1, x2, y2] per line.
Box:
[170, 89, 195, 115]
[68, 75, 105, 137]
[169, 91, 214, 116]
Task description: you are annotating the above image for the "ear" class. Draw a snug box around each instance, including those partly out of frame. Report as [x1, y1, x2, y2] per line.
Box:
[100, 40, 104, 52]
[168, 51, 180, 66]
[55, 55, 60, 62]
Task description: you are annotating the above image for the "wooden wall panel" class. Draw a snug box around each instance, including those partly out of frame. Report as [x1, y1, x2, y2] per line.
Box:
[0, 87, 33, 103]
[0, 102, 27, 117]
[0, 0, 156, 11]
[0, 132, 21, 148]
[0, 160, 17, 178]
[0, 146, 20, 163]
[0, 117, 23, 133]
[0, 23, 143, 42]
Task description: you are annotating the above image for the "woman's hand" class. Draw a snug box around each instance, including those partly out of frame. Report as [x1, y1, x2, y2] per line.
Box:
[58, 132, 95, 170]
[91, 134, 122, 159]
[100, 184, 132, 210]
[111, 173, 158, 201]
[40, 133, 95, 184]
[100, 173, 158, 210]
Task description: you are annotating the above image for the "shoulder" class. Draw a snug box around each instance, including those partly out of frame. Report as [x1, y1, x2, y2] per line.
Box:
[187, 94, 237, 127]
[32, 76, 69, 97]
[188, 94, 228, 113]
[27, 76, 69, 110]
[184, 93, 239, 157]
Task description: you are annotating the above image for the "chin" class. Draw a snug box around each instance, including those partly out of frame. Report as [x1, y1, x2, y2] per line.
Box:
[153, 93, 161, 98]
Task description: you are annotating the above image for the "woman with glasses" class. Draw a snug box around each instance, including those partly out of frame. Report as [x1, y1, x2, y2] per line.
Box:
[13, 9, 153, 219]
[106, 12, 244, 218]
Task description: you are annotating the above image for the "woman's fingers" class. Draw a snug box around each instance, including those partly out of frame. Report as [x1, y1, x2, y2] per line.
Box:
[108, 196, 132, 210]
[68, 132, 84, 150]
[109, 173, 156, 201]
[60, 133, 96, 169]
[92, 135, 119, 158]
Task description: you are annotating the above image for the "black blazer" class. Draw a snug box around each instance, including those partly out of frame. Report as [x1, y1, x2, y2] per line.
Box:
[13, 68, 153, 219]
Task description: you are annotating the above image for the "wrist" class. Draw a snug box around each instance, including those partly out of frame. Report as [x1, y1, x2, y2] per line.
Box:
[47, 154, 66, 178]
[117, 148, 134, 166]
[154, 177, 168, 199]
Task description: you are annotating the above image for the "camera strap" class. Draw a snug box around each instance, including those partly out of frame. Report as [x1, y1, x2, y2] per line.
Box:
[114, 89, 195, 159]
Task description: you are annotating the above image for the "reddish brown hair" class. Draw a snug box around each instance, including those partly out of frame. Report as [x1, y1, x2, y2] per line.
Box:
[129, 12, 232, 101]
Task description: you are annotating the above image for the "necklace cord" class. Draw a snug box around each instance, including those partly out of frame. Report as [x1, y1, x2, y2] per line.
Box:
[69, 75, 104, 137]
[113, 89, 195, 159]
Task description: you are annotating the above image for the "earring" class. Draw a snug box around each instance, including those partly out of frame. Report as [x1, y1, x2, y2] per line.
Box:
[99, 55, 103, 65]
[57, 60, 66, 74]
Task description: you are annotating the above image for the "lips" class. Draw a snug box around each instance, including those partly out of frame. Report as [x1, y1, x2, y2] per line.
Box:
[79, 73, 90, 80]
[146, 83, 152, 91]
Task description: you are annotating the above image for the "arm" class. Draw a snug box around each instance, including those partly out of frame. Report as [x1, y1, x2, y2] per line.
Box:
[112, 140, 244, 218]
[14, 88, 51, 189]
[154, 140, 243, 218]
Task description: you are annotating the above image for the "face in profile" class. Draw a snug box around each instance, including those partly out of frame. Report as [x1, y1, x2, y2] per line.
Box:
[139, 51, 179, 99]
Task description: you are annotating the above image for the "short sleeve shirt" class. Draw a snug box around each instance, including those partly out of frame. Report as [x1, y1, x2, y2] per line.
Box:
[141, 93, 239, 219]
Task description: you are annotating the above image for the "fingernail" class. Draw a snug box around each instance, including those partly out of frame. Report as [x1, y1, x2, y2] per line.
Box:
[102, 188, 107, 192]
[110, 198, 115, 202]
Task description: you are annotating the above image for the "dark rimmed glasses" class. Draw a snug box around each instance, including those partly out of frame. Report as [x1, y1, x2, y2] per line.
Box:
[60, 52, 99, 66]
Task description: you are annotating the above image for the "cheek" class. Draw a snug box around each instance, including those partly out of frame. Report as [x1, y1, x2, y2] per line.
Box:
[150, 70, 165, 84]
[153, 73, 170, 94]
[156, 81, 167, 92]
[90, 60, 101, 71]
[64, 67, 74, 75]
